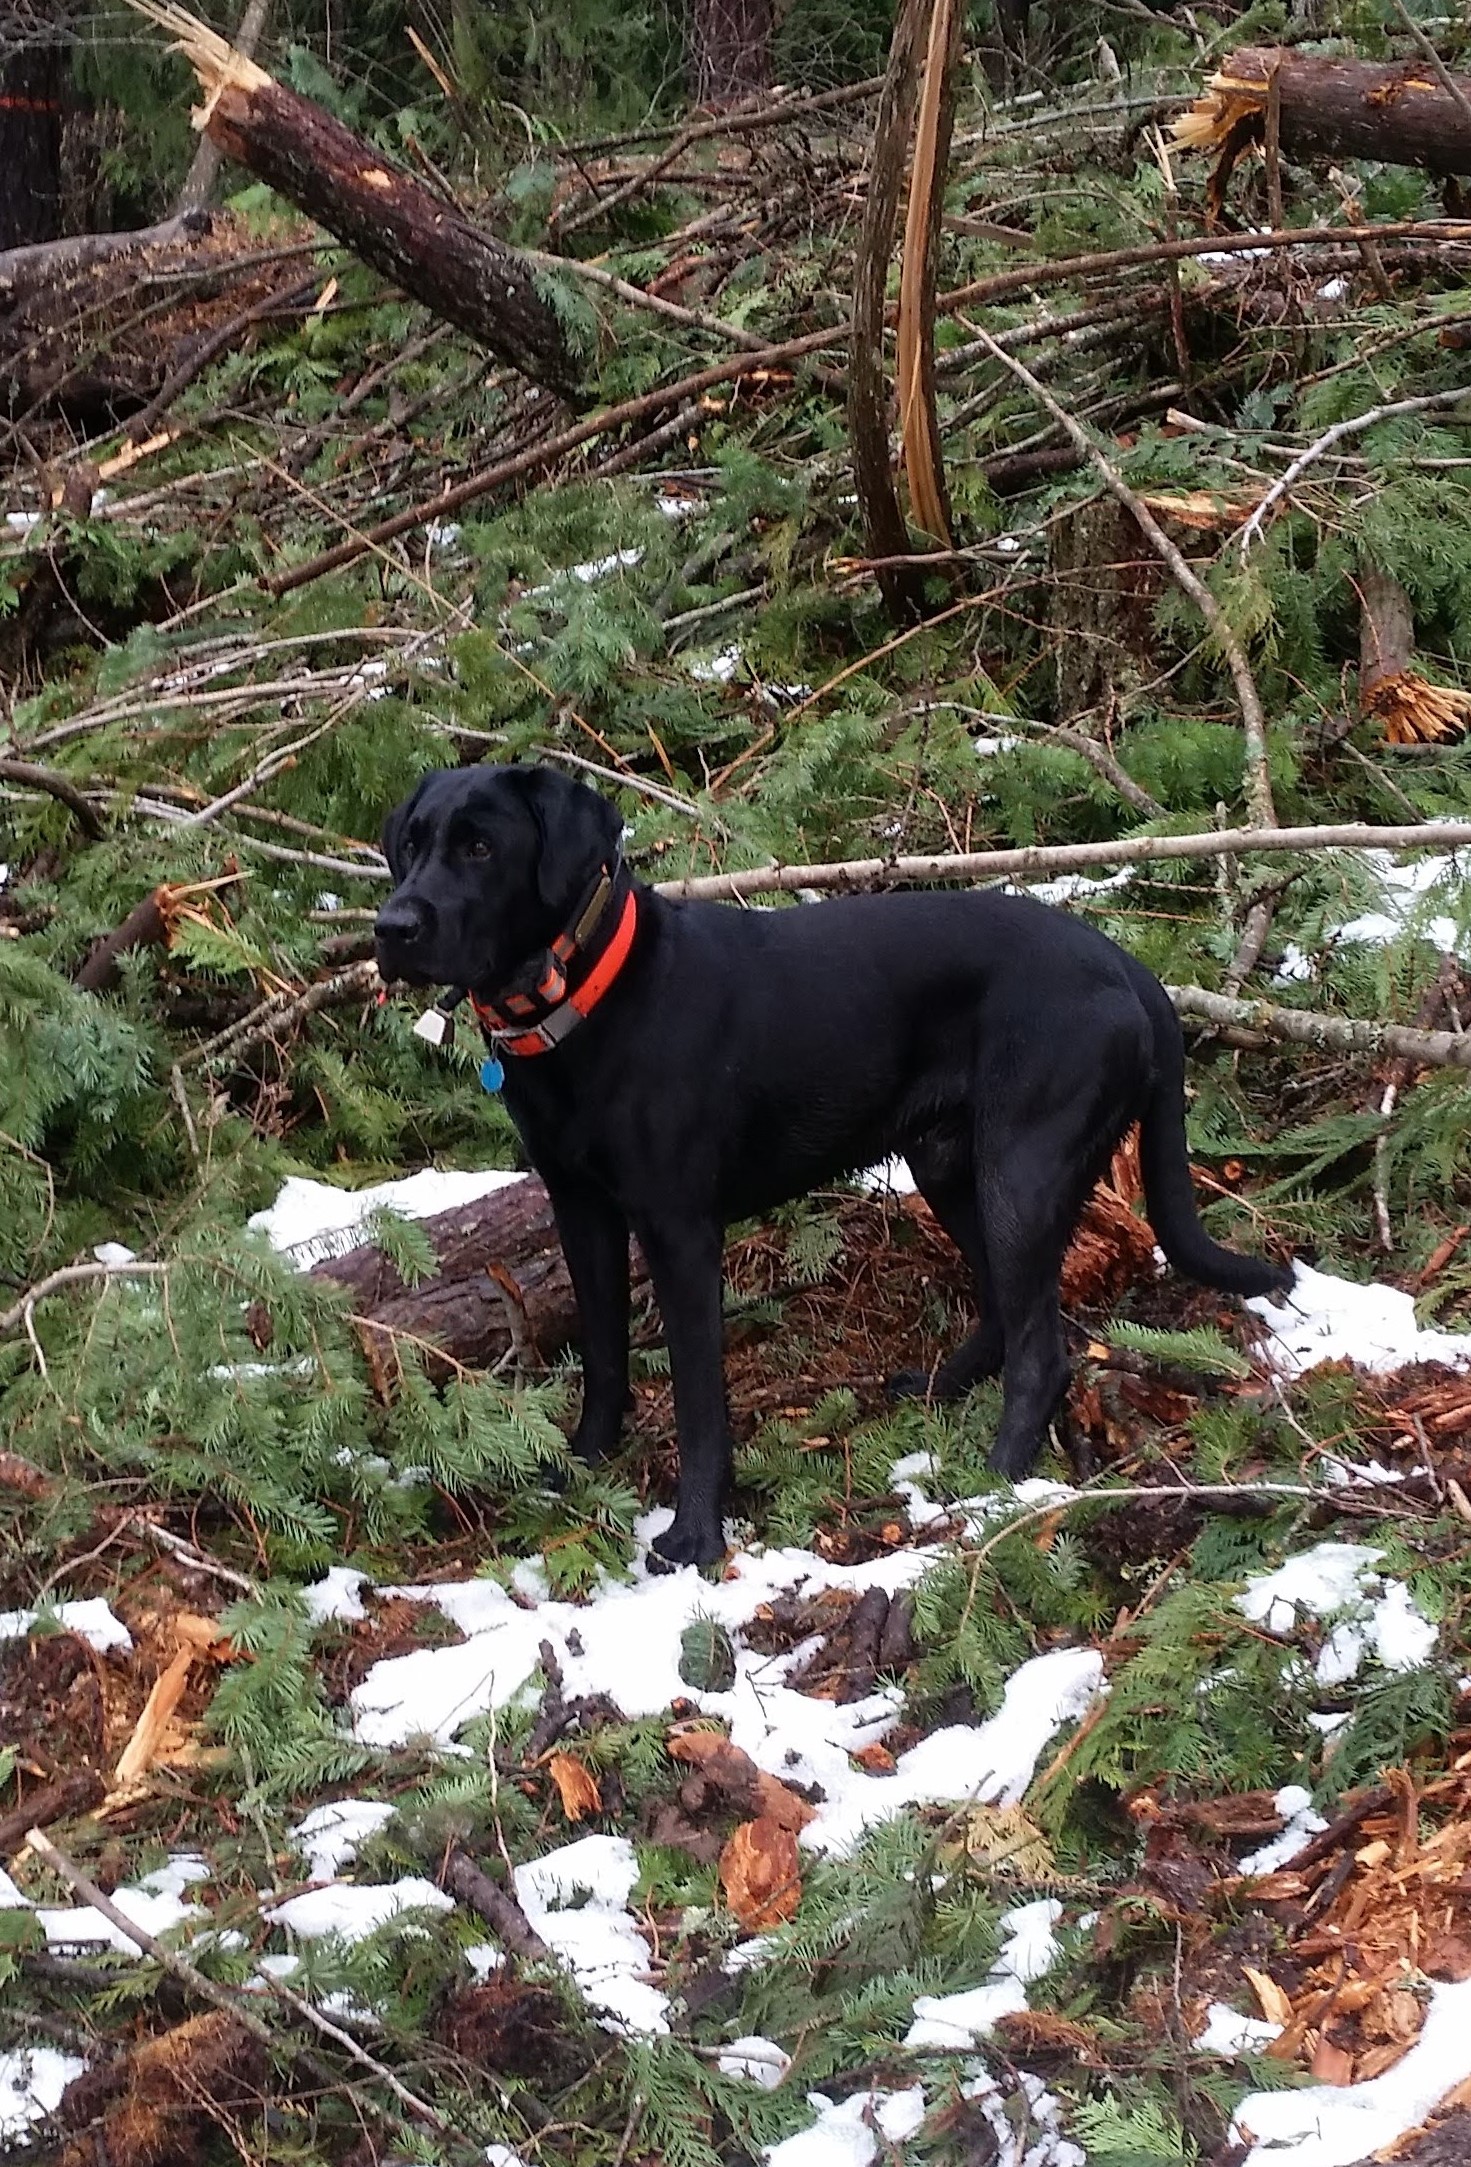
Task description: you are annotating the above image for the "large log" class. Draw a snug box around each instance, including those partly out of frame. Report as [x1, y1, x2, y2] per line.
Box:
[1175, 46, 1471, 183]
[308, 1177, 648, 1379]
[129, 1, 579, 395]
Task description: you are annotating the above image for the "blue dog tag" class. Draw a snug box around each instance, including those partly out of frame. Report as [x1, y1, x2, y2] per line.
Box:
[479, 1055, 505, 1094]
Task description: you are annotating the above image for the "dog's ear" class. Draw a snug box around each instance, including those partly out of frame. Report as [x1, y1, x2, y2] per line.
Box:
[513, 765, 625, 912]
[380, 775, 429, 879]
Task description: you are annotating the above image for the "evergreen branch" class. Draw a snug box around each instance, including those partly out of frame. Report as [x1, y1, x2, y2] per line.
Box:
[659, 818, 1471, 900]
[24, 1829, 473, 2150]
[965, 1478, 1417, 1575]
[521, 248, 776, 354]
[956, 319, 1277, 831]
[1239, 386, 1471, 555]
[0, 1259, 170, 1342]
[178, 958, 381, 1070]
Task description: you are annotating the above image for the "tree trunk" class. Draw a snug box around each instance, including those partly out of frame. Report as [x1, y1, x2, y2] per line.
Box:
[173, 0, 271, 215]
[1176, 45, 1471, 184]
[1357, 558, 1471, 745]
[308, 1176, 649, 1381]
[896, 0, 963, 549]
[688, 0, 773, 109]
[137, 3, 579, 394]
[0, 6, 65, 249]
[849, 0, 928, 625]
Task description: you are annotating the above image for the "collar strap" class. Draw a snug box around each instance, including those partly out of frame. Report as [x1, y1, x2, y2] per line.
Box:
[470, 865, 637, 1057]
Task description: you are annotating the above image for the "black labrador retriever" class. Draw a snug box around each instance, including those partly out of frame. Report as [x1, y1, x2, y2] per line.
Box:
[375, 763, 1291, 1567]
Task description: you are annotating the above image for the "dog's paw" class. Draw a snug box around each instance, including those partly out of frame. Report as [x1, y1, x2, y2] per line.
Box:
[885, 1366, 936, 1403]
[649, 1517, 727, 1573]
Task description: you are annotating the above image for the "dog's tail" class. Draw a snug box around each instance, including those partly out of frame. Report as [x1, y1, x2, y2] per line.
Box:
[1133, 968, 1292, 1298]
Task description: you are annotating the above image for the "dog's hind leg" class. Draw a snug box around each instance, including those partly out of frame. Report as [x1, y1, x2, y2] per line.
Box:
[888, 1145, 1005, 1404]
[978, 1018, 1140, 1483]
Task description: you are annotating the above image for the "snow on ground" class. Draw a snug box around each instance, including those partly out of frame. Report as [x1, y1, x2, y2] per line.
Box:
[0, 2048, 88, 2145]
[515, 1834, 669, 2037]
[4, 1857, 210, 1955]
[1238, 1785, 1329, 1878]
[301, 1565, 370, 1624]
[1196, 2003, 1285, 2057]
[0, 1596, 132, 1655]
[904, 1898, 1063, 2047]
[1248, 1262, 1471, 1378]
[764, 2084, 926, 2167]
[290, 1799, 397, 1880]
[721, 2037, 793, 2088]
[1239, 1540, 1437, 1688]
[1232, 1975, 1471, 2167]
[249, 1167, 526, 1266]
[331, 1522, 1103, 1859]
[265, 1876, 453, 1941]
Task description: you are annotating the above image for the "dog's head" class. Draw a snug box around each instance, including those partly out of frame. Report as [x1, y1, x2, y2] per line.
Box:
[374, 763, 624, 992]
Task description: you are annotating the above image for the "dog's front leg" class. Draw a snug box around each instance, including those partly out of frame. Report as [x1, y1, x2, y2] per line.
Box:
[544, 1175, 632, 1464]
[637, 1217, 731, 1570]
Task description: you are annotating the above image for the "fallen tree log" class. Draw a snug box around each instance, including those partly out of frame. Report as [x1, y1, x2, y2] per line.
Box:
[1175, 46, 1471, 185]
[128, 0, 580, 396]
[308, 1176, 648, 1379]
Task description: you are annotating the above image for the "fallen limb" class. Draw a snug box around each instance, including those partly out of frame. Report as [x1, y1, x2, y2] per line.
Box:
[309, 1175, 649, 1378]
[658, 818, 1471, 903]
[128, 0, 578, 394]
[178, 957, 380, 1070]
[0, 757, 104, 840]
[1175, 45, 1471, 181]
[1240, 387, 1471, 556]
[24, 1828, 466, 2145]
[0, 209, 212, 303]
[1169, 984, 1471, 1071]
[438, 1845, 550, 1963]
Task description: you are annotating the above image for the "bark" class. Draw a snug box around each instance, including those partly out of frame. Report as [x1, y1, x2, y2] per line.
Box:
[75, 889, 172, 993]
[1176, 46, 1471, 182]
[1357, 560, 1471, 744]
[138, 2, 578, 393]
[308, 1175, 649, 1379]
[0, 6, 64, 250]
[896, 0, 963, 549]
[849, 0, 928, 624]
[688, 0, 773, 109]
[1359, 562, 1416, 701]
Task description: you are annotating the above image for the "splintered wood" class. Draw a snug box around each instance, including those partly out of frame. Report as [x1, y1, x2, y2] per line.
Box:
[1215, 1760, 1471, 2086]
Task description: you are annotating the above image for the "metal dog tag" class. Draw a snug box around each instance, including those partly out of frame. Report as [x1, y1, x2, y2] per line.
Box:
[413, 1006, 454, 1048]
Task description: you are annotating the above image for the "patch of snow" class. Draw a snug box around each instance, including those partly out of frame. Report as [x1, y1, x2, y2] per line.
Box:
[1239, 1544, 1385, 1636]
[1016, 865, 1134, 908]
[485, 2149, 530, 2167]
[1317, 277, 1349, 302]
[465, 1943, 505, 1980]
[0, 1598, 132, 1656]
[974, 733, 1022, 756]
[92, 1241, 137, 1268]
[655, 493, 703, 520]
[1308, 1711, 1353, 1737]
[1322, 1455, 1407, 1489]
[348, 658, 392, 700]
[905, 1899, 1063, 2049]
[1238, 1541, 1436, 1685]
[1248, 1261, 1471, 1378]
[689, 643, 743, 683]
[958, 2069, 1085, 2167]
[426, 521, 461, 552]
[265, 1876, 453, 1942]
[301, 1565, 370, 1625]
[4, 512, 41, 534]
[37, 1866, 206, 1954]
[291, 1801, 396, 1881]
[1196, 2002, 1284, 2056]
[891, 1458, 1076, 1541]
[1233, 1974, 1471, 2167]
[316, 890, 342, 912]
[812, 1649, 1106, 1857]
[250, 1167, 526, 1267]
[0, 2048, 86, 2144]
[764, 2085, 926, 2167]
[720, 2036, 792, 2088]
[1239, 1785, 1328, 1876]
[515, 1834, 668, 2037]
[571, 548, 643, 584]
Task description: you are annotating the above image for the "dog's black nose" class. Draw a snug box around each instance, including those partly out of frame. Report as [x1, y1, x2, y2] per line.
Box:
[374, 896, 427, 951]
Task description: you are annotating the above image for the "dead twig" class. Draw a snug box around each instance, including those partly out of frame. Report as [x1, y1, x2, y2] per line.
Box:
[1240, 388, 1471, 556]
[178, 958, 380, 1071]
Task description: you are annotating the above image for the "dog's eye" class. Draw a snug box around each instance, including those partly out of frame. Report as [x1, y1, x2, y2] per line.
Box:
[464, 838, 492, 861]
